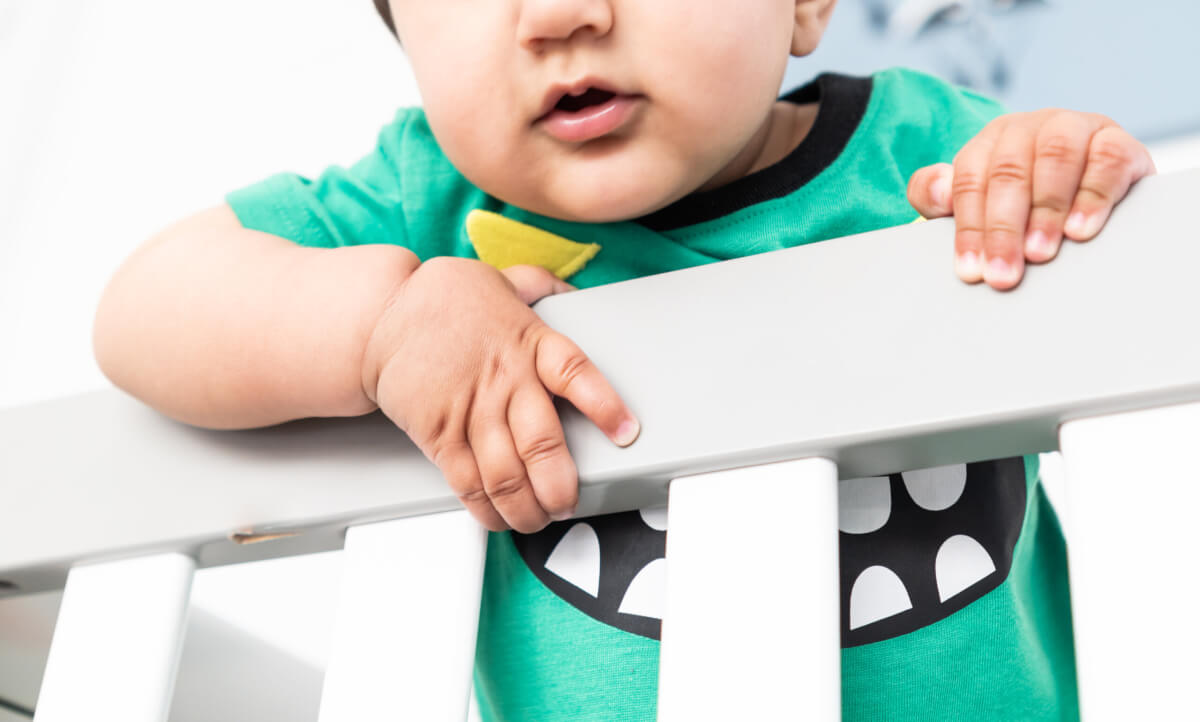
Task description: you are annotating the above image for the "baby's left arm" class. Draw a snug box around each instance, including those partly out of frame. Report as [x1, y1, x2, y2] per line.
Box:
[907, 110, 1156, 290]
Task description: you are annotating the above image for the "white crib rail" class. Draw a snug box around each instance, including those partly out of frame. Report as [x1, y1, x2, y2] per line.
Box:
[3, 169, 1199, 720]
[1059, 401, 1200, 722]
[33, 554, 194, 722]
[318, 512, 486, 722]
[659, 459, 841, 720]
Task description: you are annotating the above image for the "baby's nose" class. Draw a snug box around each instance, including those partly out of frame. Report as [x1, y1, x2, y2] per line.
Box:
[516, 0, 614, 51]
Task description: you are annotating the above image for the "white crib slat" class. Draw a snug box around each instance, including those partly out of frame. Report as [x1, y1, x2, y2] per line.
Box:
[319, 511, 487, 722]
[34, 553, 195, 722]
[1059, 401, 1200, 721]
[659, 457, 841, 721]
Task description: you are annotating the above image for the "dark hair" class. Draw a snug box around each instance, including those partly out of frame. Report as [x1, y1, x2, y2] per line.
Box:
[373, 0, 398, 37]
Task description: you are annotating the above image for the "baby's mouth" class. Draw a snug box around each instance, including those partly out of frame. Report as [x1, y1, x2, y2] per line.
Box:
[537, 86, 641, 143]
[553, 88, 617, 114]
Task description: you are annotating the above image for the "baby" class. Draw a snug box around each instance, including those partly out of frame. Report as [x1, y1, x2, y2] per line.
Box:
[93, 0, 1155, 719]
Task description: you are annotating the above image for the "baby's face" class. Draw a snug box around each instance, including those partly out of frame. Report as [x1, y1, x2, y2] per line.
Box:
[390, 0, 804, 222]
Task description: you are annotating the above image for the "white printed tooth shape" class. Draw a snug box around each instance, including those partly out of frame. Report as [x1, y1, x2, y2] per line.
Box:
[544, 522, 601, 597]
[618, 558, 668, 620]
[901, 464, 968, 511]
[838, 476, 892, 534]
[513, 458, 1026, 646]
[849, 566, 913, 630]
[935, 534, 996, 602]
[638, 506, 668, 531]
[513, 509, 669, 639]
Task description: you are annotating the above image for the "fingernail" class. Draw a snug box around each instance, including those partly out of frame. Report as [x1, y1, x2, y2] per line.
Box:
[1065, 211, 1104, 239]
[984, 257, 1020, 287]
[955, 251, 982, 281]
[1024, 230, 1056, 260]
[1064, 212, 1086, 237]
[551, 508, 576, 522]
[931, 175, 951, 211]
[614, 418, 641, 447]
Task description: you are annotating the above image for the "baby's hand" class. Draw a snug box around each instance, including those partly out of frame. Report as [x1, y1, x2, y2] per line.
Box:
[907, 110, 1156, 290]
[361, 257, 639, 533]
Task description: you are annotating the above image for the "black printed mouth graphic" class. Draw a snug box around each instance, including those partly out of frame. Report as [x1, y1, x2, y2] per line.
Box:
[554, 88, 617, 113]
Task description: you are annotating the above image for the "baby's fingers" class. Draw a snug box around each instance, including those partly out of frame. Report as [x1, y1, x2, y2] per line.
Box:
[509, 383, 579, 521]
[1025, 112, 1101, 263]
[1063, 125, 1156, 242]
[950, 119, 1004, 283]
[432, 436, 508, 532]
[468, 399, 551, 533]
[501, 264, 575, 305]
[981, 121, 1039, 289]
[534, 331, 640, 447]
[907, 163, 954, 218]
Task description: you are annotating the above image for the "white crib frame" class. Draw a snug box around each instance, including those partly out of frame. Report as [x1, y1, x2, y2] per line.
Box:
[3, 169, 1199, 720]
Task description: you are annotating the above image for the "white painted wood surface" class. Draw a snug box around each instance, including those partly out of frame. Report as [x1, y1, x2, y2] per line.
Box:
[34, 553, 195, 722]
[9, 170, 1200, 599]
[658, 458, 841, 720]
[1059, 401, 1200, 722]
[318, 512, 487, 722]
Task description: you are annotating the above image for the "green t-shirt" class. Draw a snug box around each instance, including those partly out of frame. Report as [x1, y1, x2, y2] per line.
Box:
[227, 68, 1078, 721]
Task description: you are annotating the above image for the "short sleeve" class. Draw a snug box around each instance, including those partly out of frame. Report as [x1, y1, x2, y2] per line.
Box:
[870, 68, 1008, 180]
[225, 108, 490, 259]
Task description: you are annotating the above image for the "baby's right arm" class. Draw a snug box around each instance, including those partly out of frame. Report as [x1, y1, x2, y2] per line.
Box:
[94, 206, 639, 532]
[94, 204, 416, 429]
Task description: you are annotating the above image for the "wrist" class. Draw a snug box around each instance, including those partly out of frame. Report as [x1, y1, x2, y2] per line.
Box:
[358, 247, 421, 408]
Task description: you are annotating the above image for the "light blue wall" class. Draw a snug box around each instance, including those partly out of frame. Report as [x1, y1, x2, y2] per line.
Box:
[785, 0, 1200, 140]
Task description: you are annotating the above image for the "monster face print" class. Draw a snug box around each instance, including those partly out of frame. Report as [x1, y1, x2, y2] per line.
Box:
[513, 458, 1026, 645]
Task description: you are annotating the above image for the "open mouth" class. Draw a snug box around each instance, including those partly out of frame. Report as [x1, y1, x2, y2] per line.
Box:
[537, 85, 640, 143]
[553, 88, 617, 114]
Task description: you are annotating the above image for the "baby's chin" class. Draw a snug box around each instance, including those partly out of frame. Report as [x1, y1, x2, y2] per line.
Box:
[529, 195, 672, 224]
[464, 142, 721, 223]
[500, 175, 696, 224]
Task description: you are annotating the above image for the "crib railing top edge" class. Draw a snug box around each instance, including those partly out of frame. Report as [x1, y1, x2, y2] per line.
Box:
[3, 168, 1198, 595]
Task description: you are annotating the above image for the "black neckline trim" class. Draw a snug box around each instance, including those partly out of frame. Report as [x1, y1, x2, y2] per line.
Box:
[635, 73, 873, 232]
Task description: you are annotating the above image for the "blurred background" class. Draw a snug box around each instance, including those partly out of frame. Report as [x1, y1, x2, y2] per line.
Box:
[1, 0, 1197, 718]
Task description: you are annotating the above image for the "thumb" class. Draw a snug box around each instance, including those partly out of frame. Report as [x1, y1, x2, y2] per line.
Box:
[501, 264, 576, 305]
[907, 162, 954, 218]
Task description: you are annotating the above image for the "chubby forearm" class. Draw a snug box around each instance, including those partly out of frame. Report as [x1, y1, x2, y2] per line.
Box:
[93, 204, 419, 428]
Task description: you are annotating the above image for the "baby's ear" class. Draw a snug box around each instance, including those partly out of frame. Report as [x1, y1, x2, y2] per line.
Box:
[792, 0, 837, 56]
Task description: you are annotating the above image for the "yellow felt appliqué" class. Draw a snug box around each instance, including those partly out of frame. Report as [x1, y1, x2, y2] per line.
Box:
[466, 209, 601, 280]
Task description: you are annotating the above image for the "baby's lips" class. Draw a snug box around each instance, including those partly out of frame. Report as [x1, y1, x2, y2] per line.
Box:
[538, 94, 640, 143]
